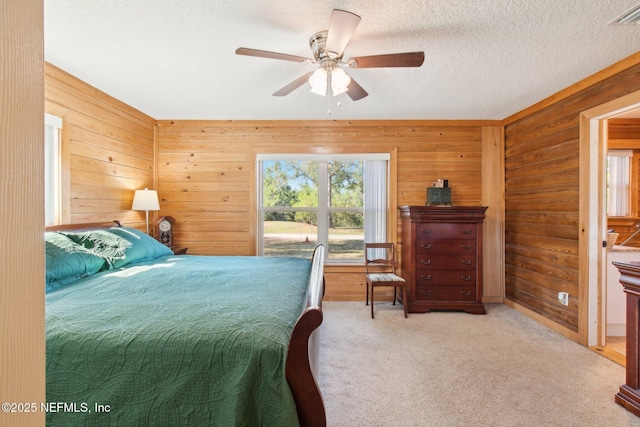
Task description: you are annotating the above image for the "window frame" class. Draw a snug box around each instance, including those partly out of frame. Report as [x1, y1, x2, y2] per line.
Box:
[256, 153, 390, 263]
[45, 113, 63, 226]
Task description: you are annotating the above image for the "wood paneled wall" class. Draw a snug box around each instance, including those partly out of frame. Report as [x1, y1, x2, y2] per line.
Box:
[43, 63, 504, 302]
[504, 57, 640, 337]
[0, 0, 45, 425]
[609, 118, 640, 141]
[156, 120, 502, 300]
[44, 63, 157, 228]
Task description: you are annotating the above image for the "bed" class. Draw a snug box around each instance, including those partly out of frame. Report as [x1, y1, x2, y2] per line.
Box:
[45, 221, 326, 426]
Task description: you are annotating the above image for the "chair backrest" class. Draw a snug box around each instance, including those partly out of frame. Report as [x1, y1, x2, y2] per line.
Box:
[364, 243, 397, 275]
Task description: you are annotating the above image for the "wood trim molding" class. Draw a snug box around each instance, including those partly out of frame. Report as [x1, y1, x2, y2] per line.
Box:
[504, 299, 579, 342]
[157, 119, 502, 128]
[151, 124, 159, 225]
[481, 126, 505, 301]
[504, 51, 640, 126]
[579, 88, 640, 347]
[249, 148, 257, 256]
[0, 0, 46, 424]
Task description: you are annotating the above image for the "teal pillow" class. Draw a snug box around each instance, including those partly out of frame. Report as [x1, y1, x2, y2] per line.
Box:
[106, 227, 173, 264]
[61, 227, 173, 269]
[60, 229, 131, 269]
[45, 232, 107, 291]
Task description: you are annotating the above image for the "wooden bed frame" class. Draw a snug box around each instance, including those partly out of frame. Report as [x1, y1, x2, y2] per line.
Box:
[45, 221, 327, 427]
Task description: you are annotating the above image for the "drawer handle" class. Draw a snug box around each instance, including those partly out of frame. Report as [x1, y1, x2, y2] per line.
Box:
[420, 243, 432, 249]
[421, 228, 432, 235]
[462, 229, 473, 235]
[420, 259, 432, 265]
[461, 244, 471, 250]
[461, 291, 472, 296]
[420, 290, 432, 296]
[461, 275, 472, 281]
[420, 274, 432, 281]
[461, 260, 472, 265]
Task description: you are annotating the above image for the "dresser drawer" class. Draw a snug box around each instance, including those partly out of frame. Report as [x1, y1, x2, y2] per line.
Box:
[415, 270, 476, 286]
[415, 254, 476, 270]
[415, 285, 477, 301]
[416, 223, 477, 239]
[416, 239, 476, 254]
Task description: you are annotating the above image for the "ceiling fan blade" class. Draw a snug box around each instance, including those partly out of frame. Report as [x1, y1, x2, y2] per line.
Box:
[273, 72, 314, 97]
[236, 47, 310, 63]
[346, 77, 368, 101]
[325, 9, 361, 58]
[346, 51, 425, 68]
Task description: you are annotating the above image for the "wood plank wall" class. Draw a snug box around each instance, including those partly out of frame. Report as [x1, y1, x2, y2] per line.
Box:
[609, 118, 640, 141]
[156, 120, 501, 300]
[44, 63, 157, 228]
[503, 59, 640, 336]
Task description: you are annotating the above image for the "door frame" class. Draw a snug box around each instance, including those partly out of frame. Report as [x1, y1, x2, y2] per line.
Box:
[581, 89, 640, 346]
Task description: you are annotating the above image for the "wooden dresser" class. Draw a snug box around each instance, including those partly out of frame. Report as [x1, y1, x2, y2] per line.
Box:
[399, 206, 487, 314]
[612, 261, 640, 418]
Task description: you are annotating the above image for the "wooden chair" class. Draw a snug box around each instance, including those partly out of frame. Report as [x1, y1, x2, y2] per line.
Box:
[365, 243, 408, 319]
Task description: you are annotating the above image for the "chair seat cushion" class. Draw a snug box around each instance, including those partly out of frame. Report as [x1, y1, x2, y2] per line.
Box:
[367, 273, 405, 283]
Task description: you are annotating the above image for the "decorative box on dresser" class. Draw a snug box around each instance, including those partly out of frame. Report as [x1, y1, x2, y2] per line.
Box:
[399, 206, 488, 314]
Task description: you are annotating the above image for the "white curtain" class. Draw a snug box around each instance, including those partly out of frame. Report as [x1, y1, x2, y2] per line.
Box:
[607, 151, 632, 217]
[364, 160, 388, 253]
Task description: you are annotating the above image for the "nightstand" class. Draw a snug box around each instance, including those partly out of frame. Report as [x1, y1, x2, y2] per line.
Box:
[171, 247, 188, 255]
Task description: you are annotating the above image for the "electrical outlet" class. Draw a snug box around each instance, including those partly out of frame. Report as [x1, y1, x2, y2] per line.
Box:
[558, 291, 569, 306]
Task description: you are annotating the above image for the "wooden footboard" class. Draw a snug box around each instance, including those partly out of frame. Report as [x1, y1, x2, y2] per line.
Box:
[286, 244, 326, 427]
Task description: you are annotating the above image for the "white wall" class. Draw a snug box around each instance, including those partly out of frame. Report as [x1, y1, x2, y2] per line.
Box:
[606, 248, 636, 336]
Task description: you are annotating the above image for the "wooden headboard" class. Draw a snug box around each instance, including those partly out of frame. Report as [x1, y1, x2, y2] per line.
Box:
[45, 220, 122, 233]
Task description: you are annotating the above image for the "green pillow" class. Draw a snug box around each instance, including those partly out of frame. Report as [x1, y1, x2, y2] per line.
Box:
[45, 232, 107, 291]
[106, 227, 173, 264]
[61, 227, 173, 269]
[60, 229, 131, 269]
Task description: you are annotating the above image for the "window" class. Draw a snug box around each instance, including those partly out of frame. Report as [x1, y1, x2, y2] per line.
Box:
[45, 114, 62, 225]
[607, 150, 633, 217]
[257, 154, 389, 262]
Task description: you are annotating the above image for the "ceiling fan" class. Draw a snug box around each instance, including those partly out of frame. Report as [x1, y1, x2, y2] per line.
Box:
[235, 9, 425, 101]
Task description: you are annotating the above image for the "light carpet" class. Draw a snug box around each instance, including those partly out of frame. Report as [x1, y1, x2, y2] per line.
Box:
[318, 302, 640, 427]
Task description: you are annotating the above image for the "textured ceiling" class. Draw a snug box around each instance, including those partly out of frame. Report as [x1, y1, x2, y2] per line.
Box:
[44, 0, 640, 120]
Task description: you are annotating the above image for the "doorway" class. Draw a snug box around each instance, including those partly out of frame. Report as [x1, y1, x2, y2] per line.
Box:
[582, 89, 640, 365]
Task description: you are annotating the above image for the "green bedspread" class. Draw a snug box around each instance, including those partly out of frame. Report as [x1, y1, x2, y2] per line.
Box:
[46, 255, 311, 426]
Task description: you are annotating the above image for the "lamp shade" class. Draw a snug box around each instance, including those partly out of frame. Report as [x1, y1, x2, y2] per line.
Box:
[132, 188, 160, 211]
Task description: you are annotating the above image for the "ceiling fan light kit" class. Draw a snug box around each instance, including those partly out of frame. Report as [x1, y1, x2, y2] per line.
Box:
[236, 9, 424, 103]
[309, 68, 328, 95]
[309, 66, 351, 97]
[330, 67, 351, 96]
